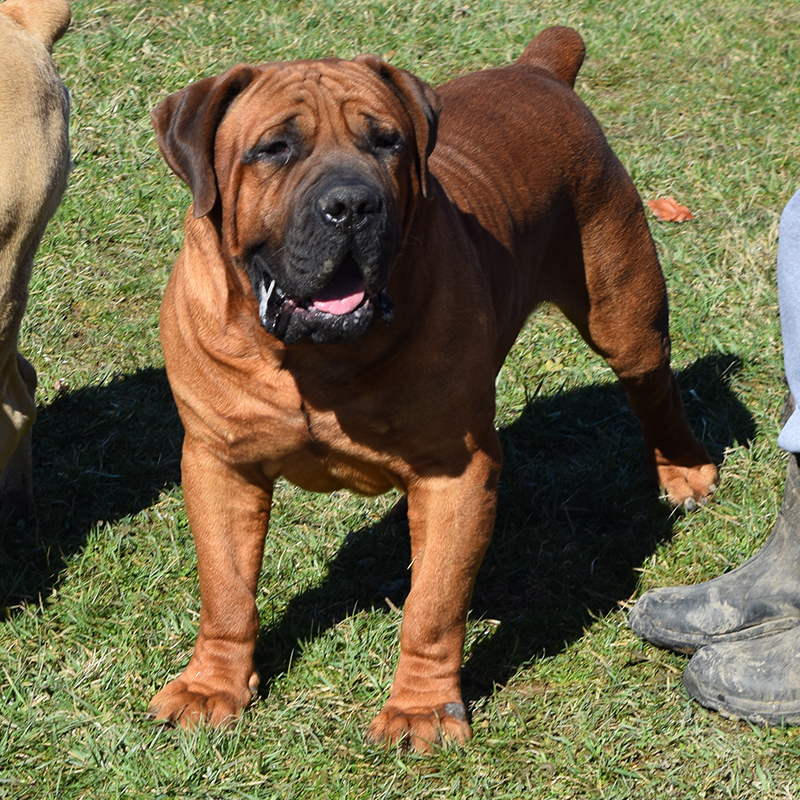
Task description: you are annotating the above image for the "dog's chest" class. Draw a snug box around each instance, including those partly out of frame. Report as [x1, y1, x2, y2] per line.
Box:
[270, 400, 401, 496]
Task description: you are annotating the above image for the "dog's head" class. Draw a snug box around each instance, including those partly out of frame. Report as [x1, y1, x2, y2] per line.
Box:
[152, 56, 441, 345]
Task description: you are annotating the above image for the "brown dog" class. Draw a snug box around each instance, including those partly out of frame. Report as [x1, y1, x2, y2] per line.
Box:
[0, 0, 70, 516]
[150, 27, 718, 751]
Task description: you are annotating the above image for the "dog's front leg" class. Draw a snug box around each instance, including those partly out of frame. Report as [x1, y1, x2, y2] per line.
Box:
[148, 436, 272, 727]
[367, 442, 501, 752]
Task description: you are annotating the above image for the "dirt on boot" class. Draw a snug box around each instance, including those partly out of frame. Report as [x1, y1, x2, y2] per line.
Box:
[683, 625, 800, 725]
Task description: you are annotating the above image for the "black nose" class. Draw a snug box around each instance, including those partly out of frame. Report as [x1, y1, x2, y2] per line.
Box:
[319, 182, 381, 230]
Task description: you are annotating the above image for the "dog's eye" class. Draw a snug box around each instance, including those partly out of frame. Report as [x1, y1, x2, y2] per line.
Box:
[263, 140, 291, 157]
[369, 130, 403, 156]
[244, 140, 293, 165]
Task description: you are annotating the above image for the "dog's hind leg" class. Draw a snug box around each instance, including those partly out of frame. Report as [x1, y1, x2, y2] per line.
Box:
[0, 352, 37, 519]
[557, 160, 718, 507]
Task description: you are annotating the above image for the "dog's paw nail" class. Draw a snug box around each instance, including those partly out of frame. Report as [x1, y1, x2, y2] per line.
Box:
[709, 483, 718, 494]
[444, 702, 467, 721]
[683, 497, 698, 512]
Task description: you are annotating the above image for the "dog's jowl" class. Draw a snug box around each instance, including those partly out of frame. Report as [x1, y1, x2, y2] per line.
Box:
[150, 27, 718, 751]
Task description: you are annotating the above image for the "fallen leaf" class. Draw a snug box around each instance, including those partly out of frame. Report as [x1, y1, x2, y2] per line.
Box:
[647, 196, 694, 223]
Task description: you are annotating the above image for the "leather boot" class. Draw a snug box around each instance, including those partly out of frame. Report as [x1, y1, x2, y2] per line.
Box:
[683, 626, 800, 724]
[629, 453, 800, 654]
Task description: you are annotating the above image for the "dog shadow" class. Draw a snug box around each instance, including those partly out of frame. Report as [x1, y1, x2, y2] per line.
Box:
[0, 367, 183, 612]
[0, 353, 754, 711]
[253, 352, 754, 702]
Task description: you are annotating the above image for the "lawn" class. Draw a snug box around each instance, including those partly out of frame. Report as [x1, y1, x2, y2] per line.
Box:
[1, 0, 799, 797]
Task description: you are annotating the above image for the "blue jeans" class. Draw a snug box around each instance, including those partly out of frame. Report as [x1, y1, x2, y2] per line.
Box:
[778, 189, 800, 452]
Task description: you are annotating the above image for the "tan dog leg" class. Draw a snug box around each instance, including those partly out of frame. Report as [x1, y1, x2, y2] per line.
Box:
[0, 352, 37, 517]
[367, 441, 501, 752]
[148, 437, 271, 726]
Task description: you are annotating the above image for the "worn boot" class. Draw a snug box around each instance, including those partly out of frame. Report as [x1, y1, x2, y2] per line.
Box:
[683, 626, 800, 724]
[629, 453, 800, 654]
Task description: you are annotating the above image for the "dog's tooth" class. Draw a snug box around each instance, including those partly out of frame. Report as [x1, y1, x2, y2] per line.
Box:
[259, 278, 276, 320]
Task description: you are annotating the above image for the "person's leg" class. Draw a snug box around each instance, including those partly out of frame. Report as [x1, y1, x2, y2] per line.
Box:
[778, 190, 800, 451]
[672, 190, 800, 723]
[629, 189, 800, 653]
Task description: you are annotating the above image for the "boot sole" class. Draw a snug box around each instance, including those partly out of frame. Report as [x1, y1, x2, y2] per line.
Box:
[684, 665, 800, 725]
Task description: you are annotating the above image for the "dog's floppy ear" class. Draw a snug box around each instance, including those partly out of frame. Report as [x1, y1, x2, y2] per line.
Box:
[151, 64, 257, 218]
[353, 55, 442, 198]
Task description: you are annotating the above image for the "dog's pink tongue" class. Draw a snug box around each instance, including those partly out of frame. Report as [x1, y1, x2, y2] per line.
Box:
[312, 276, 366, 315]
[313, 292, 365, 315]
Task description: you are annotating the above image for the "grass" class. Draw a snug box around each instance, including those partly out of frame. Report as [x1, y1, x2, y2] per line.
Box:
[1, 0, 799, 797]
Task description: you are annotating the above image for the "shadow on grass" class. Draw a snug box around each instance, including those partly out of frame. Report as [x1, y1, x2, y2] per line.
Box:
[0, 352, 754, 713]
[0, 367, 183, 612]
[253, 352, 754, 704]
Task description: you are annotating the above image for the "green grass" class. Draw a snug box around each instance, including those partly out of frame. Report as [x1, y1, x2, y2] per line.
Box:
[1, 0, 799, 797]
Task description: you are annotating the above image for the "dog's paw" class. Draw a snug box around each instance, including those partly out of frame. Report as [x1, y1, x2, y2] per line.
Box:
[147, 673, 256, 729]
[365, 701, 472, 753]
[661, 465, 718, 510]
[655, 442, 719, 511]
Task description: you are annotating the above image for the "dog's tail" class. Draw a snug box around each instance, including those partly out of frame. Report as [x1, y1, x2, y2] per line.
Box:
[0, 0, 71, 53]
[516, 26, 585, 88]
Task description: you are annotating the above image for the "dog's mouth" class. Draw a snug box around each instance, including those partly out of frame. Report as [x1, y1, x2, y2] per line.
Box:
[307, 256, 369, 316]
[256, 257, 393, 344]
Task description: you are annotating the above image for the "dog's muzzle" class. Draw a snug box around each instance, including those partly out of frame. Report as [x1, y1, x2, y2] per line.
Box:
[246, 175, 399, 345]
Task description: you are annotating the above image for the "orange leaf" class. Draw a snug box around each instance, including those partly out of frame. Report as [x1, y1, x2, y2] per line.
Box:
[647, 196, 694, 223]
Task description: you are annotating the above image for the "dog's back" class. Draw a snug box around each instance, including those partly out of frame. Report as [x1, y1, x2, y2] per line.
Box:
[429, 27, 644, 365]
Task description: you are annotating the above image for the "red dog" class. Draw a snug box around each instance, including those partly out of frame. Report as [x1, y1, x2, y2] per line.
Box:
[150, 27, 717, 751]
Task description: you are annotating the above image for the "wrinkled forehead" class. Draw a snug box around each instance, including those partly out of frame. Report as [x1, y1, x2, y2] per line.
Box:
[220, 59, 407, 140]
